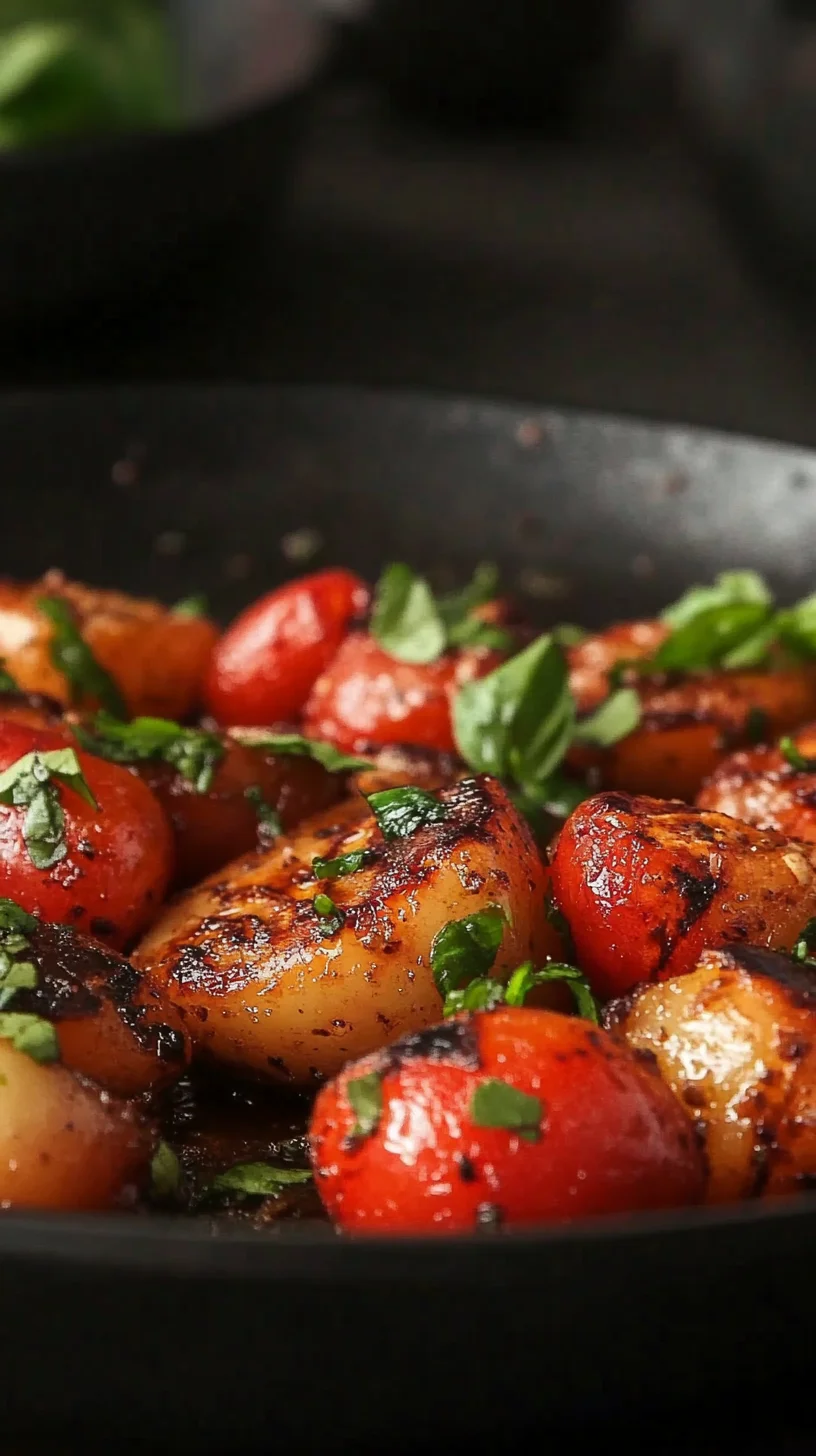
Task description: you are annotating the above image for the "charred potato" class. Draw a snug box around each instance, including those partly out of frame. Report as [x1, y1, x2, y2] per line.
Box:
[697, 721, 816, 842]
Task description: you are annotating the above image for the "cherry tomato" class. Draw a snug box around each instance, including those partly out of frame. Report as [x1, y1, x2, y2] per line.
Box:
[309, 1007, 705, 1232]
[303, 631, 502, 754]
[204, 569, 370, 726]
[0, 722, 174, 949]
[549, 791, 816, 999]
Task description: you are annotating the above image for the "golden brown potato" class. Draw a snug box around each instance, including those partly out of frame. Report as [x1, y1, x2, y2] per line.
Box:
[134, 775, 552, 1085]
[350, 743, 462, 797]
[550, 791, 816, 999]
[697, 721, 816, 842]
[568, 620, 669, 713]
[0, 571, 217, 720]
[0, 1037, 153, 1211]
[22, 920, 191, 1098]
[605, 945, 816, 1203]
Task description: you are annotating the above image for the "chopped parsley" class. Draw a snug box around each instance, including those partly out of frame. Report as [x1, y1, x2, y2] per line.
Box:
[73, 712, 225, 794]
[430, 906, 507, 1000]
[0, 898, 38, 1011]
[38, 596, 125, 717]
[0, 1011, 58, 1064]
[209, 1162, 312, 1201]
[443, 959, 600, 1022]
[0, 748, 97, 870]
[312, 849, 372, 880]
[244, 785, 282, 844]
[779, 737, 816, 773]
[470, 1078, 542, 1142]
[793, 917, 816, 964]
[314, 892, 344, 938]
[150, 1141, 182, 1202]
[366, 785, 448, 839]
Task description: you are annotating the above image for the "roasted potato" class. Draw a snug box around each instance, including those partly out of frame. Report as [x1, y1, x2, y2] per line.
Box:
[605, 945, 816, 1202]
[568, 620, 669, 713]
[549, 791, 816, 998]
[697, 721, 816, 842]
[134, 775, 553, 1085]
[0, 571, 217, 720]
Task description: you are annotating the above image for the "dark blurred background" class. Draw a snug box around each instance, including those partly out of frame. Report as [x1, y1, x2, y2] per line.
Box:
[6, 0, 816, 445]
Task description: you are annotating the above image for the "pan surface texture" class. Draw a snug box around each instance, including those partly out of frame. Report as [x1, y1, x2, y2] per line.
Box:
[2, 385, 816, 1451]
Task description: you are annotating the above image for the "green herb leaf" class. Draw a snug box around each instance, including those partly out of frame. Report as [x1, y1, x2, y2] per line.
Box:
[38, 596, 125, 717]
[73, 712, 225, 794]
[654, 602, 774, 673]
[172, 593, 208, 618]
[150, 1140, 182, 1202]
[430, 906, 507, 1000]
[371, 563, 446, 665]
[0, 749, 97, 870]
[312, 849, 372, 880]
[0, 899, 36, 936]
[244, 786, 282, 842]
[210, 1161, 313, 1200]
[347, 1072, 382, 1139]
[504, 961, 600, 1022]
[660, 571, 772, 629]
[573, 687, 642, 748]
[0, 1011, 58, 1063]
[314, 891, 344, 937]
[779, 737, 816, 772]
[544, 889, 575, 958]
[552, 623, 588, 648]
[228, 729, 372, 775]
[366, 785, 447, 839]
[443, 976, 507, 1016]
[0, 659, 18, 694]
[793, 917, 816, 963]
[470, 1078, 542, 1142]
[454, 633, 574, 783]
[0, 957, 37, 1011]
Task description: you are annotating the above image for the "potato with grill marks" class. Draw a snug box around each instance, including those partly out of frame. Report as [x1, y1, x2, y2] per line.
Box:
[604, 945, 816, 1203]
[697, 721, 816, 842]
[134, 775, 552, 1085]
[549, 791, 816, 999]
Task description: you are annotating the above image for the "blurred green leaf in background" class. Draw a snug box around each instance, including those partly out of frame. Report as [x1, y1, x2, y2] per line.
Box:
[0, 1, 179, 149]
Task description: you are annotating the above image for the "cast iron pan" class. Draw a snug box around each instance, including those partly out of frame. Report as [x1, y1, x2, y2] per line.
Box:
[3, 385, 816, 1453]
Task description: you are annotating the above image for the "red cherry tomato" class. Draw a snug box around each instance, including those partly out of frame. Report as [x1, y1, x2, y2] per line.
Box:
[309, 1007, 705, 1233]
[204, 569, 370, 726]
[303, 631, 502, 754]
[0, 722, 174, 949]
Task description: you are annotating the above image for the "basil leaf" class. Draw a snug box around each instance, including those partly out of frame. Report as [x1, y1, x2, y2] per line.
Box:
[150, 1141, 182, 1202]
[573, 688, 642, 748]
[0, 1011, 58, 1063]
[0, 957, 37, 1010]
[653, 601, 774, 674]
[552, 623, 588, 648]
[446, 616, 514, 653]
[504, 961, 600, 1023]
[0, 659, 18, 694]
[371, 563, 446, 665]
[793, 917, 816, 963]
[366, 785, 447, 839]
[210, 1162, 312, 1199]
[0, 749, 97, 870]
[776, 592, 816, 658]
[228, 730, 372, 775]
[0, 899, 36, 936]
[312, 849, 372, 880]
[38, 597, 125, 717]
[74, 712, 225, 794]
[470, 1078, 542, 1142]
[172, 594, 208, 618]
[437, 562, 499, 626]
[443, 977, 507, 1016]
[244, 786, 282, 844]
[430, 906, 507, 1000]
[347, 1072, 382, 1139]
[23, 783, 65, 870]
[779, 737, 816, 772]
[314, 892, 344, 937]
[660, 571, 772, 629]
[454, 633, 574, 782]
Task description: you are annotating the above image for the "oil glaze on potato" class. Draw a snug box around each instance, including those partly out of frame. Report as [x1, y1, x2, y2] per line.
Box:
[697, 721, 816, 842]
[549, 791, 816, 998]
[605, 946, 816, 1203]
[0, 572, 217, 720]
[134, 775, 551, 1084]
[0, 1038, 153, 1211]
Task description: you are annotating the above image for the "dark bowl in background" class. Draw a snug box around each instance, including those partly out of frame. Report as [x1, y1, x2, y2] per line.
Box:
[0, 0, 329, 329]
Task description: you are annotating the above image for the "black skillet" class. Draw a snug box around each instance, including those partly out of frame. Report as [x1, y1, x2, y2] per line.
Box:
[3, 384, 816, 1453]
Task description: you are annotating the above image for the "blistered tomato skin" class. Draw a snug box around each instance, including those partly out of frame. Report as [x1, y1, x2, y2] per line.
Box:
[550, 791, 816, 1000]
[303, 631, 502, 754]
[204, 569, 370, 727]
[309, 1008, 704, 1233]
[605, 946, 816, 1203]
[0, 723, 174, 950]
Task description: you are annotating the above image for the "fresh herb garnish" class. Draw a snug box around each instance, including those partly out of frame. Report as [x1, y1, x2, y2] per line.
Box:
[346, 1072, 382, 1139]
[366, 785, 448, 839]
[0, 659, 18, 694]
[73, 712, 225, 794]
[0, 1011, 58, 1063]
[443, 959, 600, 1021]
[172, 594, 208, 618]
[544, 888, 575, 957]
[370, 562, 512, 664]
[312, 849, 372, 880]
[430, 906, 507, 1000]
[0, 748, 97, 870]
[0, 898, 37, 1011]
[443, 978, 508, 1015]
[150, 1141, 182, 1202]
[793, 917, 816, 963]
[470, 1078, 542, 1142]
[779, 737, 816, 773]
[209, 1162, 312, 1201]
[228, 729, 372, 776]
[38, 596, 125, 717]
[572, 688, 642, 748]
[314, 891, 344, 937]
[244, 786, 282, 844]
